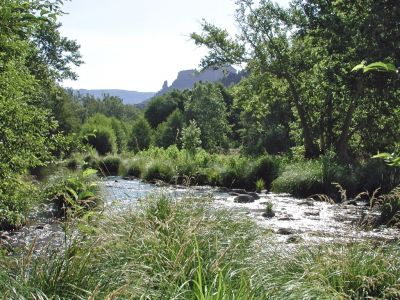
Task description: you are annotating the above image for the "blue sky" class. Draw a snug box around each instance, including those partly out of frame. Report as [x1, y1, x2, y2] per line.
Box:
[60, 0, 288, 92]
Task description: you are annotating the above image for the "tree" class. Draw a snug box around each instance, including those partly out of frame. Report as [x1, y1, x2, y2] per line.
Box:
[0, 0, 82, 228]
[80, 114, 117, 155]
[128, 118, 153, 152]
[192, 0, 400, 160]
[155, 109, 184, 148]
[191, 0, 319, 157]
[181, 120, 202, 154]
[184, 83, 230, 152]
[144, 90, 185, 128]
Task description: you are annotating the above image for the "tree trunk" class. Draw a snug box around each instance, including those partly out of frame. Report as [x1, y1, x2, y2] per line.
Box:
[286, 75, 319, 158]
[336, 80, 363, 162]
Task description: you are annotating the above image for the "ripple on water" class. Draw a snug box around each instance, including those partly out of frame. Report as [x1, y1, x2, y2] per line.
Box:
[2, 177, 399, 255]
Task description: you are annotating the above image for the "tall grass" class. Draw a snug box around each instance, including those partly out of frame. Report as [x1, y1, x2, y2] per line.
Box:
[1, 195, 400, 299]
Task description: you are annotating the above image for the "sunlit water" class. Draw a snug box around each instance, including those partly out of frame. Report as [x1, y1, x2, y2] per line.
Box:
[1, 177, 398, 254]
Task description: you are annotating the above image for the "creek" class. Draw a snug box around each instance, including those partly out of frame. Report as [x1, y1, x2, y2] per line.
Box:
[1, 177, 398, 254]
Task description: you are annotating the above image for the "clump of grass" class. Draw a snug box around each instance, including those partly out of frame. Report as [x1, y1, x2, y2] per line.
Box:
[271, 160, 323, 197]
[125, 158, 145, 178]
[252, 155, 281, 188]
[142, 160, 174, 183]
[257, 243, 400, 299]
[0, 195, 260, 299]
[99, 155, 122, 176]
[255, 178, 266, 192]
[262, 201, 275, 218]
[371, 186, 400, 228]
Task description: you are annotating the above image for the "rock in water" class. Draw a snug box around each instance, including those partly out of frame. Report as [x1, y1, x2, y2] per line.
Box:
[277, 228, 295, 235]
[234, 194, 255, 203]
[231, 189, 247, 194]
[247, 192, 260, 200]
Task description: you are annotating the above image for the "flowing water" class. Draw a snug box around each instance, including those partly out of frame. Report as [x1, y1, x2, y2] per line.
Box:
[1, 177, 398, 254]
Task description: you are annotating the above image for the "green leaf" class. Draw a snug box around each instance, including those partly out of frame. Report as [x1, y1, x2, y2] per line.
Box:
[78, 191, 95, 200]
[66, 187, 78, 201]
[351, 63, 366, 72]
[372, 152, 392, 159]
[83, 169, 97, 177]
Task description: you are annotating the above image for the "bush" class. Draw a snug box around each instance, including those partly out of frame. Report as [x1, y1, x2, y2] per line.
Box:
[128, 118, 152, 152]
[271, 160, 323, 197]
[82, 125, 117, 156]
[125, 159, 146, 178]
[99, 156, 122, 176]
[142, 161, 174, 182]
[43, 169, 99, 217]
[0, 179, 35, 230]
[252, 155, 281, 188]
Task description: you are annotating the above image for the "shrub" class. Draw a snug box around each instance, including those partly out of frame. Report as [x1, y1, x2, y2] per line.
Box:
[82, 125, 117, 156]
[271, 160, 323, 197]
[83, 151, 100, 170]
[0, 179, 35, 230]
[43, 169, 99, 217]
[99, 156, 122, 176]
[252, 155, 281, 188]
[125, 159, 146, 178]
[128, 118, 152, 152]
[142, 161, 174, 182]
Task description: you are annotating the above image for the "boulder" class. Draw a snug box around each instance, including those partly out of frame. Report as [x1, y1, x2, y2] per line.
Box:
[262, 211, 275, 218]
[231, 189, 247, 194]
[234, 194, 255, 203]
[247, 192, 260, 200]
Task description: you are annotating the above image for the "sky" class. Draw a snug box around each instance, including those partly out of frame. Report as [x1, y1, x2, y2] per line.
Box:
[60, 0, 288, 92]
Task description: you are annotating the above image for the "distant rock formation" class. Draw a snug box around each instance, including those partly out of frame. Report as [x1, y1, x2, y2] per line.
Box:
[156, 65, 243, 96]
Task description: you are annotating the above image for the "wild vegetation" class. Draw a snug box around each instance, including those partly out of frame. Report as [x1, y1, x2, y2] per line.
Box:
[1, 195, 400, 299]
[1, 0, 400, 297]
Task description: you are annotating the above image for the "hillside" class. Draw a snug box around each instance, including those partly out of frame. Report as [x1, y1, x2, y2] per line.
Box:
[76, 89, 155, 105]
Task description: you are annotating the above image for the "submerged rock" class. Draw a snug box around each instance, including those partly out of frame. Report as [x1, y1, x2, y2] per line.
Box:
[234, 194, 255, 203]
[277, 228, 296, 235]
[298, 200, 314, 206]
[304, 210, 320, 217]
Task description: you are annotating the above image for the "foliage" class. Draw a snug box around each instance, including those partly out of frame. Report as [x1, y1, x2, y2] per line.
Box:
[1, 196, 400, 298]
[144, 91, 183, 128]
[128, 117, 152, 152]
[43, 169, 100, 216]
[0, 179, 36, 230]
[154, 109, 184, 149]
[185, 83, 231, 151]
[81, 123, 117, 156]
[99, 156, 122, 176]
[142, 161, 174, 183]
[0, 0, 82, 227]
[192, 0, 400, 160]
[181, 120, 202, 154]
